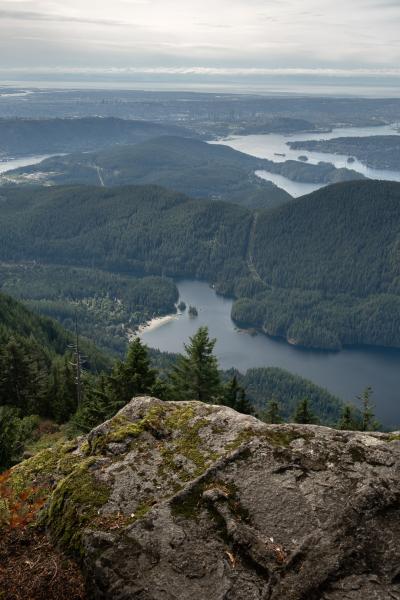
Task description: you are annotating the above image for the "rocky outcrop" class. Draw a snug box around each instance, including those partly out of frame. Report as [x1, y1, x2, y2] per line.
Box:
[3, 397, 400, 599]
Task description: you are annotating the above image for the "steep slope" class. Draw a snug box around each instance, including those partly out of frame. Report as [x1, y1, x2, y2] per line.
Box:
[232, 180, 400, 349]
[252, 180, 400, 296]
[0, 263, 179, 357]
[2, 397, 400, 599]
[0, 291, 108, 370]
[3, 136, 292, 209]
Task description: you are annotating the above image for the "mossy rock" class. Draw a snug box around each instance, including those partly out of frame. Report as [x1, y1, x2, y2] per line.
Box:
[3, 397, 400, 600]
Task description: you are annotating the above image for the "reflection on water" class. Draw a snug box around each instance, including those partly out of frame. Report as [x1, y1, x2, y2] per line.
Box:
[141, 280, 400, 428]
[0, 155, 55, 174]
[255, 170, 320, 198]
[212, 124, 400, 196]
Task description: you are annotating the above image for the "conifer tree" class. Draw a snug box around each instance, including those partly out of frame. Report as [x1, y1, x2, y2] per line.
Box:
[338, 405, 357, 430]
[73, 374, 113, 431]
[0, 337, 47, 416]
[264, 397, 283, 424]
[235, 386, 254, 415]
[0, 406, 38, 469]
[0, 406, 21, 469]
[358, 386, 378, 431]
[222, 375, 241, 409]
[169, 327, 221, 402]
[221, 375, 254, 415]
[106, 337, 157, 409]
[48, 355, 79, 423]
[293, 398, 317, 424]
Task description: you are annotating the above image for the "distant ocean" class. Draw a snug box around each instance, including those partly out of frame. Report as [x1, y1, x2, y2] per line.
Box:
[1, 74, 400, 97]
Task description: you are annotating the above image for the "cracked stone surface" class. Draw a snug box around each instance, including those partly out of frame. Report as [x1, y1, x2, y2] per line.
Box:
[45, 397, 400, 599]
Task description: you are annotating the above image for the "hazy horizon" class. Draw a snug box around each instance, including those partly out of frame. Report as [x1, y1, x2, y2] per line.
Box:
[1, 0, 400, 97]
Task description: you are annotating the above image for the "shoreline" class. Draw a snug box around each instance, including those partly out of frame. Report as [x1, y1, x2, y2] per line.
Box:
[133, 313, 178, 338]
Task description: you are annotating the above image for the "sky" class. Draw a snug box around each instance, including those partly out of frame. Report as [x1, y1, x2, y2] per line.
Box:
[1, 0, 400, 94]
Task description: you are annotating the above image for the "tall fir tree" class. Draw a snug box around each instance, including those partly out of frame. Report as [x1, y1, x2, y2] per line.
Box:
[264, 398, 283, 424]
[235, 387, 254, 416]
[338, 405, 357, 430]
[73, 374, 113, 431]
[0, 337, 47, 416]
[47, 355, 79, 423]
[169, 327, 221, 402]
[222, 375, 241, 409]
[105, 337, 157, 409]
[293, 398, 317, 424]
[358, 386, 378, 431]
[221, 375, 254, 415]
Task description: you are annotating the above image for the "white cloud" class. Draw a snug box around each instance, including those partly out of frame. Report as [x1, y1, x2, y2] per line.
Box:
[2, 66, 400, 77]
[1, 0, 399, 78]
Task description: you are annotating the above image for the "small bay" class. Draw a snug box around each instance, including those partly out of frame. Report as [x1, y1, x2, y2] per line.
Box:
[213, 124, 400, 197]
[141, 280, 400, 429]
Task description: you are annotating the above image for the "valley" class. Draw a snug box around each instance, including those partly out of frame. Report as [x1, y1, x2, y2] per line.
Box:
[0, 96, 400, 449]
[0, 180, 399, 358]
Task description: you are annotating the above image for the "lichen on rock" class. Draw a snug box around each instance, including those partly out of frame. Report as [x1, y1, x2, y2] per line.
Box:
[2, 396, 400, 600]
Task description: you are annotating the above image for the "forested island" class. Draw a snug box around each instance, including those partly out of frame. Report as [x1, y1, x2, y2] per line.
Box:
[288, 135, 400, 170]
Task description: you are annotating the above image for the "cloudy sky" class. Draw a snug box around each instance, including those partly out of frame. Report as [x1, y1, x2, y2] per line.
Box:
[1, 0, 400, 92]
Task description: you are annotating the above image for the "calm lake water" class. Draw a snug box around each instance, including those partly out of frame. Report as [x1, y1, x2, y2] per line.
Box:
[0, 155, 54, 174]
[213, 124, 400, 197]
[141, 280, 400, 429]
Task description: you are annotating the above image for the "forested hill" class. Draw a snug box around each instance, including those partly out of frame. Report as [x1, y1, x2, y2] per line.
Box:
[3, 133, 364, 198]
[0, 185, 252, 287]
[233, 180, 400, 350]
[252, 180, 400, 296]
[0, 291, 109, 371]
[0, 117, 195, 157]
[1, 180, 400, 350]
[3, 136, 291, 209]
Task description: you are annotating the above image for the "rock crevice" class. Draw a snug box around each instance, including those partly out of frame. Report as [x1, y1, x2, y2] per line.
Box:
[3, 397, 400, 600]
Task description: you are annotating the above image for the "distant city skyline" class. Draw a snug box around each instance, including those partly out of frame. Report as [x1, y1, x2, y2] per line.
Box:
[1, 0, 400, 94]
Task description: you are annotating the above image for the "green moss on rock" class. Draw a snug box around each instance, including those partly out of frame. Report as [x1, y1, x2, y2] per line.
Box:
[88, 405, 167, 455]
[4, 441, 80, 496]
[43, 459, 111, 556]
[159, 406, 219, 481]
[224, 427, 312, 452]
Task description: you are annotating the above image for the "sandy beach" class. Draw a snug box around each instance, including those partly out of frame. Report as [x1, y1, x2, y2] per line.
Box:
[127, 314, 178, 340]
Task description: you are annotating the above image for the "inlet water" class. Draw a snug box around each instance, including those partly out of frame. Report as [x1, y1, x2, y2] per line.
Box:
[141, 280, 400, 429]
